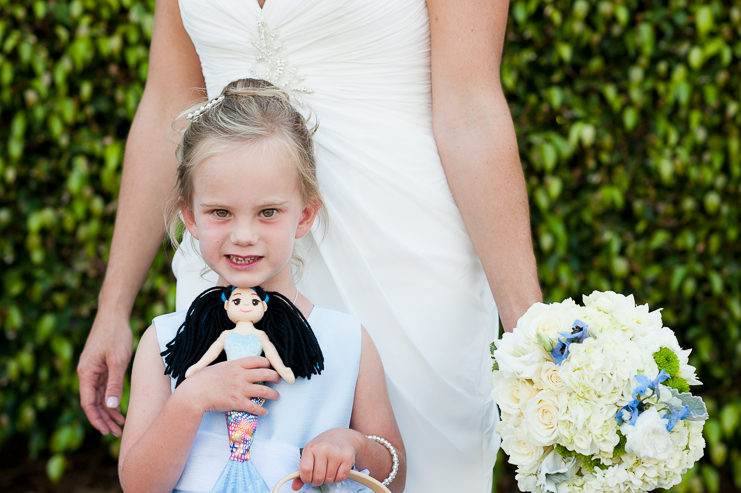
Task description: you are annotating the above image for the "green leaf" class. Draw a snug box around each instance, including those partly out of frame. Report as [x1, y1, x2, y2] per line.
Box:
[688, 46, 704, 70]
[536, 332, 555, 352]
[46, 454, 66, 483]
[701, 463, 720, 493]
[719, 404, 739, 438]
[512, 1, 527, 24]
[668, 388, 708, 422]
[704, 419, 721, 446]
[622, 106, 638, 131]
[696, 6, 714, 38]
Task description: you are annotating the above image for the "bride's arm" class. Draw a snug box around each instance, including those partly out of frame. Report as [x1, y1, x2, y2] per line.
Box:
[77, 0, 206, 435]
[427, 0, 542, 332]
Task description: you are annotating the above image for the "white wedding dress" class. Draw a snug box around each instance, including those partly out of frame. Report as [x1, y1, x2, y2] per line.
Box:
[171, 1, 500, 491]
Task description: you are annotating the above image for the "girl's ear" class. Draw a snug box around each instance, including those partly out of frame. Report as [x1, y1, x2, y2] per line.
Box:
[181, 204, 199, 240]
[295, 199, 319, 239]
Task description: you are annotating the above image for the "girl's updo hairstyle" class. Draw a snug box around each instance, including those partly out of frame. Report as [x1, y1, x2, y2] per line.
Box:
[165, 78, 324, 248]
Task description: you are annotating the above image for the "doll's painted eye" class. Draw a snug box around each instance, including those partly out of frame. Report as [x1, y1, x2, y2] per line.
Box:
[232, 298, 241, 305]
[252, 299, 260, 306]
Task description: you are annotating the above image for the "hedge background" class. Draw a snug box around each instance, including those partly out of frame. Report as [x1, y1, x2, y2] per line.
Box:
[0, 0, 739, 492]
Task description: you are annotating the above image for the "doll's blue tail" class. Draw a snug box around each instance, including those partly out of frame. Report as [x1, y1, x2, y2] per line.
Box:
[209, 458, 270, 493]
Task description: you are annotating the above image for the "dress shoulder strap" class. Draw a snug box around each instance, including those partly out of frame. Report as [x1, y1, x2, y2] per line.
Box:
[152, 310, 188, 393]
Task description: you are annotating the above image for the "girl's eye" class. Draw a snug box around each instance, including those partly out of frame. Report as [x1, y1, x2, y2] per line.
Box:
[232, 298, 240, 305]
[252, 299, 260, 306]
[214, 209, 229, 218]
[261, 209, 277, 218]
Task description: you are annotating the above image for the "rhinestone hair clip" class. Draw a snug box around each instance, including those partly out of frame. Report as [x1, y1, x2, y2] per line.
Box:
[186, 95, 225, 121]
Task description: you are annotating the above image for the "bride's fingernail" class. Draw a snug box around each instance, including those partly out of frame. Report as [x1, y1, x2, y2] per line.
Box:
[106, 397, 119, 408]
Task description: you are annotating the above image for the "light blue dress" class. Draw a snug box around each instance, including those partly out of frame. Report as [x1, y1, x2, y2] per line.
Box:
[154, 306, 370, 493]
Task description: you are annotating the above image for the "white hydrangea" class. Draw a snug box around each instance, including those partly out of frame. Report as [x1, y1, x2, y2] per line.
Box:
[612, 297, 663, 337]
[559, 332, 646, 405]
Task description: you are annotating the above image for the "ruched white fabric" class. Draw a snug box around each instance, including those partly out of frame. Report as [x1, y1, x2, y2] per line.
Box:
[172, 1, 500, 491]
[154, 306, 364, 493]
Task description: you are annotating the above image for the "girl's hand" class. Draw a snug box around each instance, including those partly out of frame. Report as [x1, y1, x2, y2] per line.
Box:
[178, 356, 281, 415]
[292, 429, 363, 490]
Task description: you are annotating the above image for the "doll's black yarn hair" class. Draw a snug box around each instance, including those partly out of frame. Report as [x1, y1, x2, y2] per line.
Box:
[161, 285, 324, 388]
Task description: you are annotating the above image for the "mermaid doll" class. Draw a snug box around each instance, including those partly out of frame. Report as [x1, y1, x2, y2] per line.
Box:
[161, 285, 324, 493]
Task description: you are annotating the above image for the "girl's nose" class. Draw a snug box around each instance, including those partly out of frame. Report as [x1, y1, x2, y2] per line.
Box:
[230, 218, 258, 246]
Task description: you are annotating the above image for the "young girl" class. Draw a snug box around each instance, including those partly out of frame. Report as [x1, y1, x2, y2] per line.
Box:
[118, 79, 406, 493]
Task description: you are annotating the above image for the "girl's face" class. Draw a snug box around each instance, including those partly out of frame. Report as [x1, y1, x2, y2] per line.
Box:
[224, 288, 266, 324]
[181, 138, 317, 290]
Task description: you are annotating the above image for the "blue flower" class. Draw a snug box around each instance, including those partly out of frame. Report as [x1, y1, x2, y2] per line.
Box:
[550, 320, 590, 365]
[616, 398, 641, 425]
[663, 403, 691, 432]
[632, 370, 670, 400]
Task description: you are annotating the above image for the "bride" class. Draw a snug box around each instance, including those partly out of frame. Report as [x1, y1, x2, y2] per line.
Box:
[77, 1, 542, 491]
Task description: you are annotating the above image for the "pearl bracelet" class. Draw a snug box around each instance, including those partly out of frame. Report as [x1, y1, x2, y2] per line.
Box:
[366, 435, 399, 487]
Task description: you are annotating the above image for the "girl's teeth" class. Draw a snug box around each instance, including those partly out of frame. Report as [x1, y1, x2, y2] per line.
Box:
[229, 255, 259, 264]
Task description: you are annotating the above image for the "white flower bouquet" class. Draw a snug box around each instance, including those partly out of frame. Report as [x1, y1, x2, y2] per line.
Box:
[491, 291, 707, 493]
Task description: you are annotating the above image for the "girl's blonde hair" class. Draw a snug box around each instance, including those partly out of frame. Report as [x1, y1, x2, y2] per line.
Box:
[165, 78, 324, 251]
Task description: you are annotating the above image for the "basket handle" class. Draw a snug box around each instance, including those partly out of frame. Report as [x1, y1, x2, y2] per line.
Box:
[271, 470, 392, 493]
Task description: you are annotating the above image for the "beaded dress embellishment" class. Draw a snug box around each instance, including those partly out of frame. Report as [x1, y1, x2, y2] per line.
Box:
[250, 19, 313, 107]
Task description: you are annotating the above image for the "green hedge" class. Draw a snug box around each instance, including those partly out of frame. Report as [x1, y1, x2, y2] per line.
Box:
[1, 0, 739, 491]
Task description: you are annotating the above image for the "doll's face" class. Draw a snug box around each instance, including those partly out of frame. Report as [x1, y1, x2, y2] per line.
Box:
[224, 288, 267, 324]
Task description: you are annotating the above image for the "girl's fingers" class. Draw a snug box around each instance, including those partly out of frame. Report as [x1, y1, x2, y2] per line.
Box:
[335, 459, 352, 483]
[243, 382, 279, 401]
[248, 368, 281, 384]
[299, 450, 315, 485]
[311, 455, 328, 487]
[324, 453, 345, 484]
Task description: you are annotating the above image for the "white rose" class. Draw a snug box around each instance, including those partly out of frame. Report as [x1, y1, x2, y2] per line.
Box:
[532, 362, 566, 393]
[517, 301, 578, 347]
[493, 329, 549, 379]
[500, 423, 546, 468]
[492, 375, 537, 416]
[621, 408, 674, 460]
[524, 390, 561, 446]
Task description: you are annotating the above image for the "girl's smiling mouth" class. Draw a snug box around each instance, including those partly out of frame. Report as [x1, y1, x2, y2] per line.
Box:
[226, 255, 263, 269]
